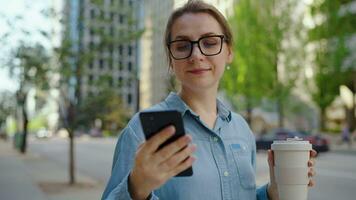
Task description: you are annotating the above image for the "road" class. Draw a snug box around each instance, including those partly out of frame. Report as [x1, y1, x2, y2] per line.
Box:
[29, 137, 356, 200]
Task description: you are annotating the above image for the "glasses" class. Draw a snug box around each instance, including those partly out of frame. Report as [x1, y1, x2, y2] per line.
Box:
[167, 35, 225, 60]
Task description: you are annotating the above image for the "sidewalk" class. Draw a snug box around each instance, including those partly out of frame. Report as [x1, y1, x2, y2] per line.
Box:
[0, 139, 104, 200]
[327, 134, 356, 155]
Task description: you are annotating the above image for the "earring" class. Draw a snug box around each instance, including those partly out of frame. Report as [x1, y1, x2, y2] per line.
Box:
[226, 65, 231, 70]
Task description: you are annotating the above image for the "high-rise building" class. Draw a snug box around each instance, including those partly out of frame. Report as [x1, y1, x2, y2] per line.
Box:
[64, 0, 142, 112]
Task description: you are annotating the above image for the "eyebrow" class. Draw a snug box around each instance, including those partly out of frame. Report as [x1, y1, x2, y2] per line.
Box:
[174, 32, 219, 40]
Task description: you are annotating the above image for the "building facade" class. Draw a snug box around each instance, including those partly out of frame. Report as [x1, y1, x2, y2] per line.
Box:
[64, 0, 142, 112]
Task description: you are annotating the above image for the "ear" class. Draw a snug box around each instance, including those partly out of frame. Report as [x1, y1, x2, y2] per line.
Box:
[226, 46, 234, 64]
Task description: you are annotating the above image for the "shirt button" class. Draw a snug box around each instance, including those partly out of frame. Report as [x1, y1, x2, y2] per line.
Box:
[224, 171, 229, 177]
[213, 137, 218, 142]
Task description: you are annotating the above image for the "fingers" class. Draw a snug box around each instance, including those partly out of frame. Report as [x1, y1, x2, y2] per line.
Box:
[154, 135, 193, 164]
[308, 159, 315, 167]
[308, 179, 315, 187]
[159, 144, 197, 171]
[168, 156, 196, 177]
[308, 150, 317, 188]
[308, 167, 316, 177]
[310, 149, 317, 158]
[145, 126, 175, 153]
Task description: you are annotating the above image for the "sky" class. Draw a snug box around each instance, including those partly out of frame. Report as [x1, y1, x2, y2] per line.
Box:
[0, 0, 60, 93]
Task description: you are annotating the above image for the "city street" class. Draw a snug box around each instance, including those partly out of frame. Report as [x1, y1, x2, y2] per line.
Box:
[28, 136, 356, 200]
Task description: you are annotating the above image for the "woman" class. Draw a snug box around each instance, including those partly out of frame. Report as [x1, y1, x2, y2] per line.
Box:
[102, 1, 316, 199]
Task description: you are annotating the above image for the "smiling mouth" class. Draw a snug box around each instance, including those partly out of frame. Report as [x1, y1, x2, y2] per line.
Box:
[187, 68, 212, 74]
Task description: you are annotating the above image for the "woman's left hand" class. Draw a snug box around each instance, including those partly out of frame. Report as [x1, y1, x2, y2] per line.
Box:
[266, 149, 317, 200]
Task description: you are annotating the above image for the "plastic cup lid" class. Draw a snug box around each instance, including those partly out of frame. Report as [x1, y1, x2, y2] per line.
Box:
[271, 136, 312, 151]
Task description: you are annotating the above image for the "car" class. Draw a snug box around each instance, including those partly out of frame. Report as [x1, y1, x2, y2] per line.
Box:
[36, 128, 52, 139]
[255, 128, 330, 153]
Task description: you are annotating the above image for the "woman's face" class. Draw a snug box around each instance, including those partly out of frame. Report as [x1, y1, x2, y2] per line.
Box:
[169, 12, 233, 92]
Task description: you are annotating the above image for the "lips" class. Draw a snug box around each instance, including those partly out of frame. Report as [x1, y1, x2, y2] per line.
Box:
[187, 68, 211, 74]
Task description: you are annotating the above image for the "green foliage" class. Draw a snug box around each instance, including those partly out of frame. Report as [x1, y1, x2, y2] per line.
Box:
[52, 0, 144, 131]
[28, 115, 47, 132]
[75, 87, 131, 134]
[308, 0, 353, 117]
[223, 0, 304, 117]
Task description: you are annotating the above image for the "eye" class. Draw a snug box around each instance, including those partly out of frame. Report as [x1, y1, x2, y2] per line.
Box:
[173, 41, 191, 52]
[201, 38, 219, 48]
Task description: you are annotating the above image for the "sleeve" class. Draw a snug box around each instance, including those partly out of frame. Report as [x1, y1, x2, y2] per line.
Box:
[101, 125, 159, 200]
[256, 184, 270, 200]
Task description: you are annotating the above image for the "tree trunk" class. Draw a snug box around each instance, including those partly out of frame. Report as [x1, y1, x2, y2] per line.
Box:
[246, 98, 252, 126]
[67, 103, 76, 185]
[320, 108, 326, 131]
[68, 128, 75, 185]
[20, 105, 28, 154]
[351, 77, 356, 131]
[277, 97, 284, 128]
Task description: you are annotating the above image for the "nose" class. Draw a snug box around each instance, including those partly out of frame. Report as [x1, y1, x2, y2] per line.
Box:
[189, 43, 204, 61]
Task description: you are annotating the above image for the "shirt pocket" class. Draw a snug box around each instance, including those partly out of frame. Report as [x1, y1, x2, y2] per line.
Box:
[230, 144, 256, 189]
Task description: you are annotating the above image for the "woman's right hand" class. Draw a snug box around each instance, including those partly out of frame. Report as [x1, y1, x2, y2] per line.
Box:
[128, 125, 196, 200]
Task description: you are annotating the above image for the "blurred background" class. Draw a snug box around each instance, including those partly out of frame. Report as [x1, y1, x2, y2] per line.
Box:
[0, 0, 355, 200]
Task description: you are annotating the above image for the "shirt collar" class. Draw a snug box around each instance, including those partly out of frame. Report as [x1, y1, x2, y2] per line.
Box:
[164, 92, 232, 122]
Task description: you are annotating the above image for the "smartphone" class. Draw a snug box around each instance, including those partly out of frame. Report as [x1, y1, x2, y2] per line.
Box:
[139, 110, 193, 177]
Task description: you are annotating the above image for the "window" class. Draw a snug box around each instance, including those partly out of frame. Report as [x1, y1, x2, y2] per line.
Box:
[128, 45, 132, 56]
[110, 12, 115, 21]
[88, 75, 94, 84]
[119, 14, 124, 24]
[90, 9, 95, 19]
[128, 61, 132, 72]
[119, 45, 123, 56]
[119, 61, 123, 70]
[110, 26, 114, 36]
[128, 93, 132, 104]
[109, 59, 113, 70]
[109, 44, 114, 56]
[118, 76, 123, 86]
[89, 28, 94, 37]
[99, 59, 104, 69]
[89, 61, 94, 69]
[90, 41, 94, 50]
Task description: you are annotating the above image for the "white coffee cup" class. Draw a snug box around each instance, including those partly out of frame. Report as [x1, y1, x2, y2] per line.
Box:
[271, 137, 312, 200]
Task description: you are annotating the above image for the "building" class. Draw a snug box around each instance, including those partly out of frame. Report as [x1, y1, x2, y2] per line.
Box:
[64, 0, 142, 112]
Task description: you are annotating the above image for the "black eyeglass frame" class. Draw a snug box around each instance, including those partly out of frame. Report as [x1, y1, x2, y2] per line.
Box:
[167, 35, 226, 60]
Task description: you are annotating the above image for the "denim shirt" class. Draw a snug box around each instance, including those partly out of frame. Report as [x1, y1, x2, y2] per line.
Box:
[102, 92, 269, 200]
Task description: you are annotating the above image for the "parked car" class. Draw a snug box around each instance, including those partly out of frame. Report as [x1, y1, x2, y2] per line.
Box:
[256, 129, 330, 153]
[36, 128, 52, 139]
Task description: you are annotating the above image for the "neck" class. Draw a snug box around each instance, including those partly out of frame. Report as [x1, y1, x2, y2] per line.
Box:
[178, 87, 218, 116]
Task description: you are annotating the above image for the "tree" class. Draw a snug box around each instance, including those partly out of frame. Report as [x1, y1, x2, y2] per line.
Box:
[51, 0, 144, 184]
[223, 0, 305, 127]
[308, 0, 355, 130]
[7, 43, 50, 153]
